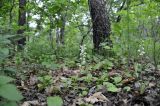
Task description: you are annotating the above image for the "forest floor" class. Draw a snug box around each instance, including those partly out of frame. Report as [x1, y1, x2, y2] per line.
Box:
[12, 61, 160, 106]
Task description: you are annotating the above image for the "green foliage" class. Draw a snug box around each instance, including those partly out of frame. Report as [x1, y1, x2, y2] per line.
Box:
[97, 72, 109, 84]
[37, 75, 53, 90]
[123, 86, 131, 92]
[103, 82, 119, 92]
[0, 76, 23, 105]
[139, 81, 149, 94]
[0, 35, 10, 64]
[0, 76, 14, 85]
[133, 63, 143, 77]
[93, 58, 114, 70]
[112, 75, 122, 84]
[47, 96, 63, 106]
[25, 39, 55, 63]
[80, 73, 96, 84]
[0, 0, 160, 105]
[112, 0, 160, 65]
[0, 84, 23, 101]
[0, 34, 23, 106]
[42, 61, 60, 70]
[64, 58, 77, 68]
[14, 53, 23, 65]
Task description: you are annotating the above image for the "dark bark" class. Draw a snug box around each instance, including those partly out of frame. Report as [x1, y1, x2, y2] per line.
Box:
[88, 0, 111, 51]
[17, 0, 26, 47]
[56, 28, 60, 46]
[60, 15, 66, 45]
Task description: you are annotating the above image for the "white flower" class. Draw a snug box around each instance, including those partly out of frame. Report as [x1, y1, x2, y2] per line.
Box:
[79, 44, 87, 66]
[138, 40, 145, 56]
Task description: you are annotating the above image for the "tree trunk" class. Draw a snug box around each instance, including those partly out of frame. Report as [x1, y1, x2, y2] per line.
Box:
[56, 28, 60, 46]
[17, 0, 26, 47]
[60, 14, 66, 45]
[49, 15, 54, 49]
[88, 0, 111, 52]
[56, 15, 66, 46]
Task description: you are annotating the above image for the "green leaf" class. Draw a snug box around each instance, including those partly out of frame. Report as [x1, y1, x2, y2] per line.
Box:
[103, 82, 119, 92]
[123, 86, 131, 92]
[104, 45, 111, 50]
[82, 91, 88, 96]
[4, 67, 17, 73]
[0, 84, 23, 101]
[0, 76, 14, 85]
[44, 75, 52, 81]
[0, 48, 9, 62]
[42, 62, 59, 70]
[1, 101, 17, 106]
[47, 96, 63, 106]
[0, 48, 9, 56]
[112, 76, 122, 84]
[0, 37, 11, 44]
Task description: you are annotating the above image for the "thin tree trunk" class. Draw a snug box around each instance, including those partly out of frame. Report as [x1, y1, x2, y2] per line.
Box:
[56, 28, 61, 46]
[88, 0, 111, 52]
[17, 0, 26, 48]
[49, 15, 54, 49]
[60, 15, 66, 45]
[56, 8, 68, 46]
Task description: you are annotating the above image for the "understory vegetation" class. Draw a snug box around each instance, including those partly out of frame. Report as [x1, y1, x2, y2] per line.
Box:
[0, 0, 160, 106]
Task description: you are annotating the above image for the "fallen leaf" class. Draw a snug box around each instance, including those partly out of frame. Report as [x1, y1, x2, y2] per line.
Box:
[92, 92, 109, 101]
[21, 100, 39, 106]
[85, 96, 99, 104]
[85, 92, 109, 104]
[29, 74, 38, 86]
[108, 70, 119, 76]
[122, 77, 135, 84]
[149, 82, 156, 88]
[21, 102, 30, 106]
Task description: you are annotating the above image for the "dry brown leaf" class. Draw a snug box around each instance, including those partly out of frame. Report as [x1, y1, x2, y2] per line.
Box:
[45, 85, 61, 95]
[72, 69, 81, 75]
[108, 71, 119, 76]
[85, 96, 99, 104]
[93, 92, 109, 101]
[29, 74, 38, 86]
[85, 92, 109, 104]
[17, 80, 28, 90]
[122, 77, 135, 84]
[21, 80, 25, 87]
[21, 100, 39, 106]
[149, 82, 156, 87]
[75, 98, 85, 105]
[21, 102, 30, 106]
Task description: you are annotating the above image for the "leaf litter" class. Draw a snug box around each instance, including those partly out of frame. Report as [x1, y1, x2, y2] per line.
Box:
[14, 63, 160, 106]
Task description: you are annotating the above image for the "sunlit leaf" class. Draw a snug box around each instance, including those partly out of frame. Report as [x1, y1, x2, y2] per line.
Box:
[47, 96, 63, 106]
[103, 82, 119, 92]
[112, 76, 122, 84]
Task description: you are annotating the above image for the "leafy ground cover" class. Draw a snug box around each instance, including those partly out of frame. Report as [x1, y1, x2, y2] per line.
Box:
[10, 58, 160, 106]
